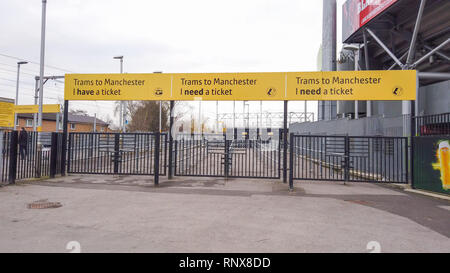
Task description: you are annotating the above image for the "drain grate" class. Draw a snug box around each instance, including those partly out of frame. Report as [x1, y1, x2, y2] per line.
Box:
[344, 200, 371, 206]
[27, 199, 62, 209]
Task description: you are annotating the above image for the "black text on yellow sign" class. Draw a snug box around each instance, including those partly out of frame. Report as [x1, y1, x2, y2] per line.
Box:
[65, 74, 172, 101]
[287, 70, 416, 100]
[171, 73, 285, 101]
[64, 70, 416, 101]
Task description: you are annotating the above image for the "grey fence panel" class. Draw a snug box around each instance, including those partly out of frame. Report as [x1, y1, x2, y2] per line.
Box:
[290, 135, 408, 184]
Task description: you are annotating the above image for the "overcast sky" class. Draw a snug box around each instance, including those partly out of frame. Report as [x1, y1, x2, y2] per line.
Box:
[0, 0, 347, 128]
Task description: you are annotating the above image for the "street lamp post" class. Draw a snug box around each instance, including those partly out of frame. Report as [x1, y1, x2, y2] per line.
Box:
[15, 61, 28, 130]
[113, 56, 124, 132]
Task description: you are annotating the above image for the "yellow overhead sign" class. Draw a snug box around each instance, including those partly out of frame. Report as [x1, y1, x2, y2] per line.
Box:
[14, 104, 61, 114]
[65, 70, 416, 101]
[65, 74, 172, 101]
[0, 101, 15, 128]
[171, 73, 285, 101]
[286, 70, 416, 100]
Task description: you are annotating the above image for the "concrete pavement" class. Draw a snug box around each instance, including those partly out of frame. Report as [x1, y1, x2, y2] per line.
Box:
[0, 175, 449, 253]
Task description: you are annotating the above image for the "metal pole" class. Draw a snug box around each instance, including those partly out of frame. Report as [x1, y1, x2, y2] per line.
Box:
[0, 132, 3, 180]
[321, 0, 337, 121]
[159, 101, 162, 133]
[93, 113, 97, 132]
[418, 72, 450, 80]
[242, 101, 245, 130]
[37, 0, 47, 132]
[8, 131, 18, 184]
[289, 133, 294, 190]
[406, 0, 427, 66]
[259, 101, 262, 130]
[246, 102, 249, 140]
[233, 101, 235, 129]
[33, 78, 38, 131]
[49, 132, 58, 178]
[120, 58, 125, 133]
[423, 44, 450, 62]
[354, 46, 360, 119]
[168, 101, 174, 179]
[388, 51, 408, 70]
[362, 30, 370, 70]
[198, 100, 201, 134]
[154, 132, 160, 186]
[415, 72, 419, 129]
[304, 101, 307, 122]
[362, 30, 373, 117]
[366, 28, 404, 68]
[56, 112, 59, 132]
[216, 101, 219, 133]
[412, 38, 450, 68]
[283, 100, 288, 183]
[61, 100, 69, 176]
[15, 63, 23, 130]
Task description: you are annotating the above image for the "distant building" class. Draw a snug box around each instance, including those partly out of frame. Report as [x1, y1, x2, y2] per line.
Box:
[16, 113, 112, 133]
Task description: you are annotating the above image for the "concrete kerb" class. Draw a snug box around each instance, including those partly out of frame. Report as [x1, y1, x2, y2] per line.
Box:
[8, 174, 450, 202]
[404, 189, 450, 201]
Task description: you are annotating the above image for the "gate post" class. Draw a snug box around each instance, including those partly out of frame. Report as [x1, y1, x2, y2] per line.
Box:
[67, 133, 72, 174]
[289, 133, 294, 191]
[283, 100, 288, 183]
[408, 137, 412, 187]
[61, 100, 69, 176]
[49, 132, 58, 178]
[344, 136, 350, 182]
[168, 101, 174, 179]
[8, 131, 18, 184]
[224, 134, 229, 178]
[154, 132, 160, 186]
[113, 134, 120, 174]
[173, 139, 178, 176]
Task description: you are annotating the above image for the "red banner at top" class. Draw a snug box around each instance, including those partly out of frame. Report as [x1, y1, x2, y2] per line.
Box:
[343, 0, 399, 42]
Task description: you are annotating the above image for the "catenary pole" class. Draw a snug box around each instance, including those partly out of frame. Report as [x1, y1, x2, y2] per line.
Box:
[37, 0, 47, 132]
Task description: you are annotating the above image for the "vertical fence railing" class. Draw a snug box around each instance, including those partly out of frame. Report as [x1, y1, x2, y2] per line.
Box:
[289, 134, 409, 187]
[0, 131, 63, 184]
[67, 132, 167, 184]
[1, 131, 11, 183]
[173, 133, 280, 179]
[413, 112, 450, 136]
[8, 131, 18, 183]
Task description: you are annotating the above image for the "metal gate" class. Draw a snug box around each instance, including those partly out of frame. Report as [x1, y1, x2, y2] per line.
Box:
[67, 132, 167, 175]
[174, 132, 281, 179]
[289, 135, 408, 187]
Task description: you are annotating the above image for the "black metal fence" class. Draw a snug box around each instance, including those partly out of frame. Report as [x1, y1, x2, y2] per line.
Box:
[174, 133, 281, 179]
[413, 112, 450, 136]
[0, 131, 11, 182]
[289, 134, 409, 189]
[1, 131, 62, 184]
[67, 132, 167, 176]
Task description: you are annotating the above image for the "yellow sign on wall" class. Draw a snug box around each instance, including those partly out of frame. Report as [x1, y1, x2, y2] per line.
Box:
[65, 70, 416, 101]
[0, 101, 15, 128]
[14, 104, 61, 114]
